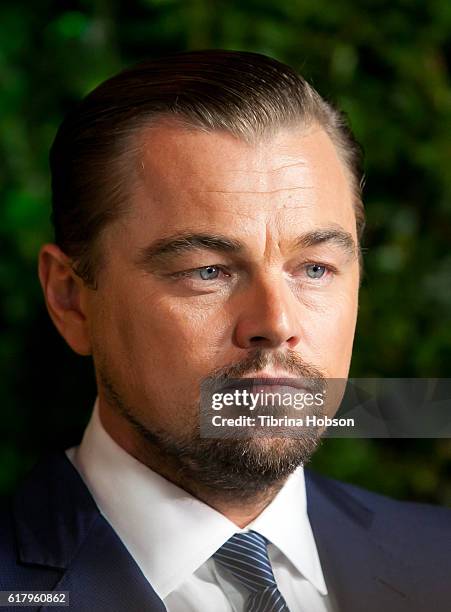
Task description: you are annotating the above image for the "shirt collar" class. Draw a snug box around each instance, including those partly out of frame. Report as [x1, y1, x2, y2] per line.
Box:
[247, 467, 328, 595]
[69, 398, 327, 598]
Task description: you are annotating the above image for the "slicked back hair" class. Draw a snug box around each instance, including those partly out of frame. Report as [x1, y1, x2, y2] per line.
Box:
[50, 49, 365, 287]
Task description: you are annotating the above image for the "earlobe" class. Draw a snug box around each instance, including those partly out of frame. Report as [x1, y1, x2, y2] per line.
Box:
[38, 244, 92, 356]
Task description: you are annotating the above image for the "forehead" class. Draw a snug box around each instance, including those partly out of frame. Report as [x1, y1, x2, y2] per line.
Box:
[121, 121, 356, 245]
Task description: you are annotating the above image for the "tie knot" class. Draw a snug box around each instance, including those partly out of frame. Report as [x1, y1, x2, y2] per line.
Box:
[213, 531, 277, 592]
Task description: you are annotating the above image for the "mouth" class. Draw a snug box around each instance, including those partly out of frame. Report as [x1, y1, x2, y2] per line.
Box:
[218, 374, 321, 394]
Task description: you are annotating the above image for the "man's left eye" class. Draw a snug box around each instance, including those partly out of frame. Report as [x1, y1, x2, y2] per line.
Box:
[305, 264, 327, 279]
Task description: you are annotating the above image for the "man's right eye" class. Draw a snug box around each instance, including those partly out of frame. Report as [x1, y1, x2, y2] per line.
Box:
[172, 265, 231, 282]
[197, 266, 221, 280]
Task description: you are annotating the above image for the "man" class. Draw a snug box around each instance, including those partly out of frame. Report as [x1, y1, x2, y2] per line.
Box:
[0, 50, 449, 612]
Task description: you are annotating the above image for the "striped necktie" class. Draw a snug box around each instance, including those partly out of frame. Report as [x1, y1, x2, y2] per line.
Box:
[213, 530, 291, 612]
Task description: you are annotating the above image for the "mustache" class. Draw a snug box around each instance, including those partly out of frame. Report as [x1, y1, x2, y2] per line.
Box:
[205, 348, 326, 382]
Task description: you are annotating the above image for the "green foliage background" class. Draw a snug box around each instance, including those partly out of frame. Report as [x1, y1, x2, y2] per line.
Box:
[1, 0, 450, 504]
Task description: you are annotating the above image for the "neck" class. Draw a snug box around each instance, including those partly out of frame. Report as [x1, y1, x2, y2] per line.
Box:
[98, 401, 287, 528]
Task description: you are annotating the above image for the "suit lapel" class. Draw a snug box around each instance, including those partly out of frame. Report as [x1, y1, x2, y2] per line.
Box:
[305, 469, 424, 612]
[13, 452, 166, 612]
[45, 513, 166, 612]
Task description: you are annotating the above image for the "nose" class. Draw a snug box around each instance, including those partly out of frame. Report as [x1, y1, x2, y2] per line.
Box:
[232, 273, 302, 350]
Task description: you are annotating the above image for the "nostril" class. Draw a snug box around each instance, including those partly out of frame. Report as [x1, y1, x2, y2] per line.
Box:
[250, 336, 266, 342]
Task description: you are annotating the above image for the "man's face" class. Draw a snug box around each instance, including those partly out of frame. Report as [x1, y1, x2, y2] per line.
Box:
[86, 121, 360, 492]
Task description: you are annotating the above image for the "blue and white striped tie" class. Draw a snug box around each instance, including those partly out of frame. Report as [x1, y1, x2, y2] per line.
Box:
[213, 531, 290, 612]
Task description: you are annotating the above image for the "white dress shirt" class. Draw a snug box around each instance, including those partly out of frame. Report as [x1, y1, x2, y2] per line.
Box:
[66, 399, 336, 612]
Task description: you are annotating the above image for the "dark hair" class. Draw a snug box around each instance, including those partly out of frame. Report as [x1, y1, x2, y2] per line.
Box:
[50, 49, 365, 286]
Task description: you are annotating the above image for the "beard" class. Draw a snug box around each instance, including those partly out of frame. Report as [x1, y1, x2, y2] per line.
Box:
[97, 348, 327, 501]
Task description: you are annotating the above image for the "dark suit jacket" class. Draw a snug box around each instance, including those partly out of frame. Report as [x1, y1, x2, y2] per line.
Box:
[0, 451, 450, 611]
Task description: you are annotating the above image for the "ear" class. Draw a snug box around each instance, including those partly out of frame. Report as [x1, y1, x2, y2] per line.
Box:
[38, 244, 92, 356]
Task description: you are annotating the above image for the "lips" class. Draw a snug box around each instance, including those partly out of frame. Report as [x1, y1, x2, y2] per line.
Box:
[218, 376, 320, 394]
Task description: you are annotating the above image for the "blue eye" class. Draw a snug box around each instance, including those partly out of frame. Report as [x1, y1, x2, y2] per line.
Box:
[198, 266, 221, 280]
[306, 264, 326, 279]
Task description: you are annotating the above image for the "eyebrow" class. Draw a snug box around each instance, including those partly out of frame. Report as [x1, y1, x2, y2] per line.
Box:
[135, 233, 244, 271]
[293, 228, 357, 256]
[135, 227, 357, 271]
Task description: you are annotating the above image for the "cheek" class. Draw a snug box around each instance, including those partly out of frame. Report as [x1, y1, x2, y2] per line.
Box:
[113, 293, 228, 375]
[298, 287, 358, 373]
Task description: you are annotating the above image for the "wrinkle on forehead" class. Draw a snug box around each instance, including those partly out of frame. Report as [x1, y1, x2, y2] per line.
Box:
[199, 185, 314, 195]
[191, 159, 308, 178]
[128, 122, 355, 238]
[136, 122, 330, 188]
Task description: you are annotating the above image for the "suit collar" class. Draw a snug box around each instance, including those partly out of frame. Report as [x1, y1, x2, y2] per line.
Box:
[14, 451, 165, 611]
[14, 451, 98, 569]
[305, 469, 423, 612]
